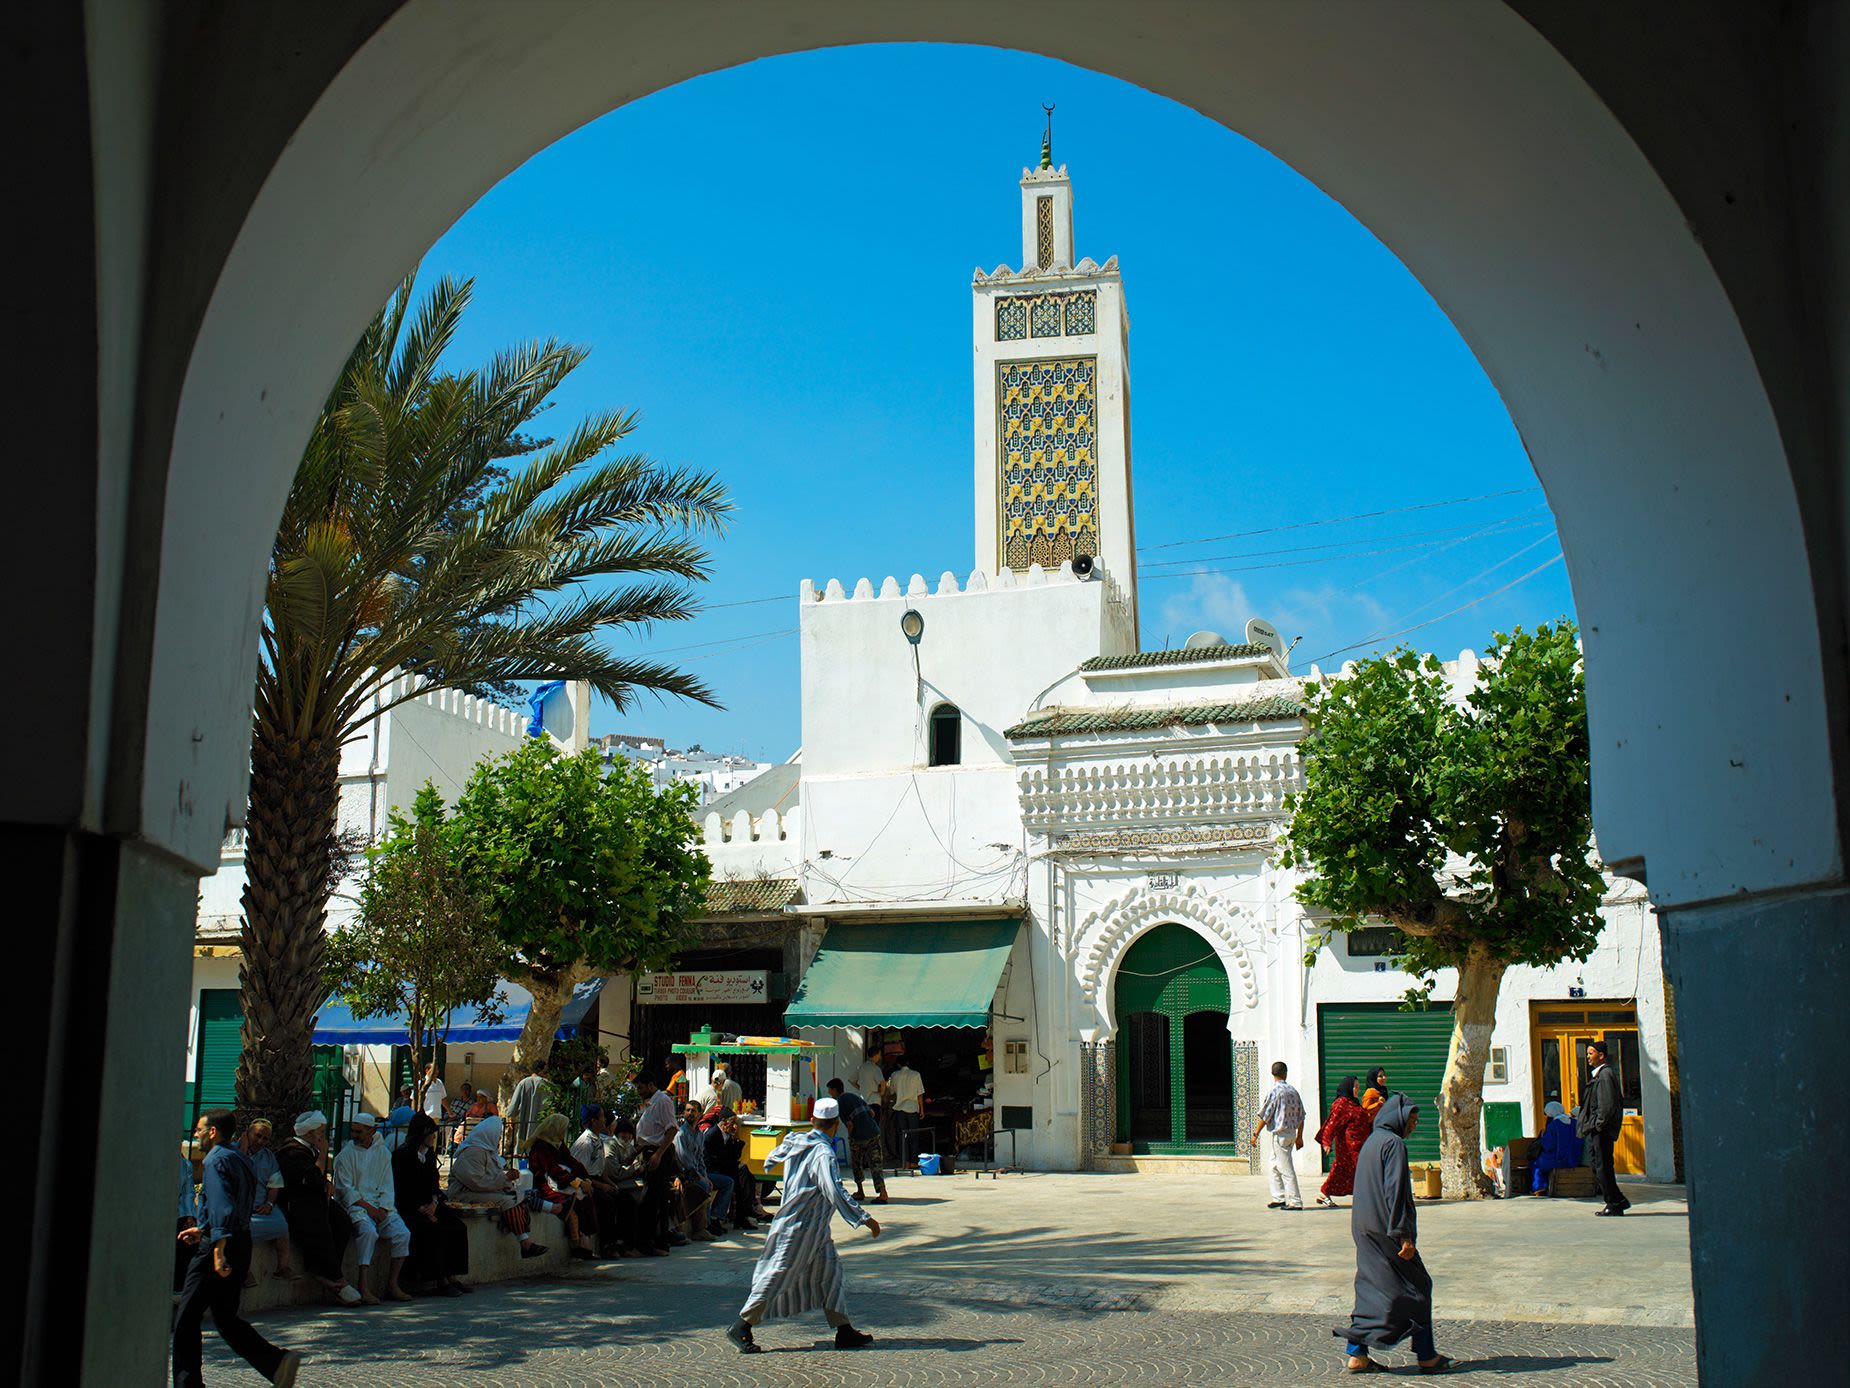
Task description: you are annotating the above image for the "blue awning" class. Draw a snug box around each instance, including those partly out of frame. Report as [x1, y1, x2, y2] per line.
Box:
[312, 978, 603, 1046]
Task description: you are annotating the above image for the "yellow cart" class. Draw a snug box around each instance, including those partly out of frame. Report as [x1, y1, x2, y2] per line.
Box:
[671, 1027, 834, 1178]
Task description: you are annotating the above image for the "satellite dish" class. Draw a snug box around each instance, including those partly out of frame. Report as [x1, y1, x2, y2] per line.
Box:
[1245, 617, 1285, 659]
[1184, 630, 1227, 650]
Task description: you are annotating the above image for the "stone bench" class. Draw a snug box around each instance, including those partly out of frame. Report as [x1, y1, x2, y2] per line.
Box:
[239, 1208, 572, 1313]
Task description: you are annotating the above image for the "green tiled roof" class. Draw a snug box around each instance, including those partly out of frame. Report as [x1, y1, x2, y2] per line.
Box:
[701, 878, 799, 916]
[1079, 644, 1272, 672]
[1004, 694, 1304, 739]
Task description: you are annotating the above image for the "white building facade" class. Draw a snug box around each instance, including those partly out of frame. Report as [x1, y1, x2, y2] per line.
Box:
[694, 143, 1675, 1184]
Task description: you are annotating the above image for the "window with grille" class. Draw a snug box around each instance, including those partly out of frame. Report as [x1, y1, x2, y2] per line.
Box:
[1036, 196, 1054, 267]
[996, 298, 1028, 341]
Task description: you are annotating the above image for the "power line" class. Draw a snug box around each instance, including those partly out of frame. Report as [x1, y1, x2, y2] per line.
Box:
[1140, 522, 1551, 582]
[1139, 510, 1548, 571]
[1138, 486, 1543, 553]
[1307, 551, 1565, 665]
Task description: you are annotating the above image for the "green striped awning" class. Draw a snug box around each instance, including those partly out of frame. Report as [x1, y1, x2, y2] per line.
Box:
[783, 918, 1021, 1029]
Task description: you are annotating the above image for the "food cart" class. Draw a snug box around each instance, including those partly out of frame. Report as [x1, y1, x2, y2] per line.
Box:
[671, 1025, 834, 1177]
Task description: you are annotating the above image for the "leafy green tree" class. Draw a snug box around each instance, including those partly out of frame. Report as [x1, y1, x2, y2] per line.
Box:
[448, 740, 711, 1111]
[322, 785, 507, 1109]
[1279, 622, 1604, 1198]
[236, 270, 727, 1126]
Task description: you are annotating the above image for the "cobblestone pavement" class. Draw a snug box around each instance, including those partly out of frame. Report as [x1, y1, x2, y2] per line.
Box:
[198, 1174, 1696, 1385]
[202, 1270, 1696, 1387]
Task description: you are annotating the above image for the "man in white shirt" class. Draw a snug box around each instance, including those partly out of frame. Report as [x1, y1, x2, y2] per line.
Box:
[852, 1048, 887, 1110]
[421, 1063, 447, 1121]
[331, 1113, 412, 1303]
[886, 1062, 926, 1163]
[633, 1073, 688, 1250]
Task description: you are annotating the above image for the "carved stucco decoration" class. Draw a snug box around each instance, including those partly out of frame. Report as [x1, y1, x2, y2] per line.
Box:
[1071, 881, 1261, 1018]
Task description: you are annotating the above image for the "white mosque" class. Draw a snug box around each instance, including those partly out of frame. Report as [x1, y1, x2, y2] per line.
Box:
[681, 136, 1673, 1185]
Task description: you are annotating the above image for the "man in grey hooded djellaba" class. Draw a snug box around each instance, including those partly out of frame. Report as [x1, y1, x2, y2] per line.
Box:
[1336, 1093, 1454, 1375]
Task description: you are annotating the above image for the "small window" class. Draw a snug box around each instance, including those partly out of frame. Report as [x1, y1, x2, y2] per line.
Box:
[1485, 1047, 1509, 1084]
[928, 703, 962, 767]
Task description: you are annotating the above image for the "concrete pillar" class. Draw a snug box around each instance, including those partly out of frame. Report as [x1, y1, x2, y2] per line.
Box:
[1660, 888, 1850, 1381]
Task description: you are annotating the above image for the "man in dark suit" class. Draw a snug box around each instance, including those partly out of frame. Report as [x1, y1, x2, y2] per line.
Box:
[1576, 1038, 1632, 1216]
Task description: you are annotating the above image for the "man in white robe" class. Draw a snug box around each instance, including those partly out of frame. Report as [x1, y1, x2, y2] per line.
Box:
[331, 1112, 412, 1303]
[725, 1098, 881, 1353]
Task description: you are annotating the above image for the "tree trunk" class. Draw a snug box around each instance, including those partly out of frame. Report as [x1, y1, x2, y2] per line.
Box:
[236, 726, 342, 1130]
[496, 964, 587, 1115]
[1437, 941, 1507, 1200]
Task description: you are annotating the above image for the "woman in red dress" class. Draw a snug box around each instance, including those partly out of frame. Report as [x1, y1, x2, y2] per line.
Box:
[1315, 1075, 1375, 1207]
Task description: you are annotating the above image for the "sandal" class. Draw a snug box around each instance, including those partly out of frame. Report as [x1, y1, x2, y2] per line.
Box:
[1344, 1357, 1385, 1374]
[1419, 1357, 1456, 1375]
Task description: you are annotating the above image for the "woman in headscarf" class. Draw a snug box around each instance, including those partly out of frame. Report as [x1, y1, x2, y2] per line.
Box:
[1360, 1068, 1389, 1120]
[1337, 1093, 1453, 1374]
[272, 1111, 361, 1303]
[524, 1112, 600, 1259]
[392, 1112, 470, 1295]
[447, 1116, 546, 1259]
[1530, 1099, 1582, 1194]
[1314, 1076, 1375, 1209]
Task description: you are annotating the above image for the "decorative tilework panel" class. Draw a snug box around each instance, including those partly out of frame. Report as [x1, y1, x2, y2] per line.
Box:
[1036, 196, 1054, 268]
[998, 356, 1099, 571]
[996, 298, 1028, 341]
[1063, 291, 1096, 335]
[1233, 1040, 1261, 1174]
[1030, 297, 1062, 337]
[1081, 1040, 1117, 1158]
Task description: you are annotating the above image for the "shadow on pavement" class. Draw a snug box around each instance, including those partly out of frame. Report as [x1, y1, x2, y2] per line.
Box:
[1454, 1353, 1616, 1374]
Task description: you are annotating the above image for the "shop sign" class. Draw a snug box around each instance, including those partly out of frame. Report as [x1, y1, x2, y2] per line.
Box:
[637, 970, 769, 1005]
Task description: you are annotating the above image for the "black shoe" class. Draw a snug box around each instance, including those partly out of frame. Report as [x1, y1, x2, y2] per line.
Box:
[668, 1231, 690, 1246]
[520, 1243, 547, 1259]
[726, 1321, 761, 1354]
[834, 1324, 873, 1349]
[1266, 1200, 1285, 1209]
[1595, 1206, 1625, 1217]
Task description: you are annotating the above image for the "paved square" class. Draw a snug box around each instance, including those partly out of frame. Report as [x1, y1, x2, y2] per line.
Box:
[199, 1173, 1695, 1385]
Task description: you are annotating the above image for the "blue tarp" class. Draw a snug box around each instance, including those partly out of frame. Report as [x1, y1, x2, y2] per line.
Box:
[312, 977, 603, 1046]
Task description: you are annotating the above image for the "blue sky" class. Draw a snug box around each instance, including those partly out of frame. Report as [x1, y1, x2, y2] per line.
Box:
[421, 44, 1571, 761]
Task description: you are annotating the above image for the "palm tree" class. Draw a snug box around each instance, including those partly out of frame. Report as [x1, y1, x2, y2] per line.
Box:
[236, 272, 728, 1125]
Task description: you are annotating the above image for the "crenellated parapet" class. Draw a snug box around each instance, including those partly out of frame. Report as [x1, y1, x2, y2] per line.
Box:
[700, 805, 802, 847]
[800, 560, 1129, 618]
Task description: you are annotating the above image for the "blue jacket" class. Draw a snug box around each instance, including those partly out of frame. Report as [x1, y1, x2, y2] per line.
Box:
[835, 1090, 881, 1144]
[199, 1142, 259, 1243]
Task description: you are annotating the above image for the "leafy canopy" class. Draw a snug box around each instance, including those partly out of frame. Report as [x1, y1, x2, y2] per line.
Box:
[450, 740, 711, 984]
[1279, 621, 1605, 978]
[322, 785, 507, 1061]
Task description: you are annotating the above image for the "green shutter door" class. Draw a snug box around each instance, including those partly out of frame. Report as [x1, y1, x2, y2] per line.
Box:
[1113, 924, 1235, 1153]
[192, 988, 245, 1118]
[1317, 1002, 1453, 1166]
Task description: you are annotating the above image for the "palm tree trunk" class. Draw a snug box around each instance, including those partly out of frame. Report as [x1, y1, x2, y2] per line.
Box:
[1437, 940, 1506, 1199]
[236, 725, 342, 1129]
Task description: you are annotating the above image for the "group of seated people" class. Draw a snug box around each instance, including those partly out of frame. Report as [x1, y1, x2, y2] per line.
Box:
[176, 1068, 776, 1304]
[498, 1077, 772, 1260]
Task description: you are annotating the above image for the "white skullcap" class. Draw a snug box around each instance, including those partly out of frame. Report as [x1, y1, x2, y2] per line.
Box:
[294, 1110, 328, 1136]
[813, 1098, 840, 1120]
[348, 1111, 378, 1129]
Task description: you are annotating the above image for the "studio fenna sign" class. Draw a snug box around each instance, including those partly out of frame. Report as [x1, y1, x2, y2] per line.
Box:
[637, 970, 769, 1005]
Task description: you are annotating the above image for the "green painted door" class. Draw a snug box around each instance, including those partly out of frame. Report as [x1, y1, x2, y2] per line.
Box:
[190, 988, 244, 1128]
[1316, 1002, 1453, 1166]
[1113, 924, 1235, 1153]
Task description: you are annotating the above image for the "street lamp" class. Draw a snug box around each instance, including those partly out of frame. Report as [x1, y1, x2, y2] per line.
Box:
[900, 609, 925, 645]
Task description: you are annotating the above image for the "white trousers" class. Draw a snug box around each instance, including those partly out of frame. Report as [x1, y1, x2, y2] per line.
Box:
[347, 1207, 411, 1265]
[1267, 1130, 1303, 1207]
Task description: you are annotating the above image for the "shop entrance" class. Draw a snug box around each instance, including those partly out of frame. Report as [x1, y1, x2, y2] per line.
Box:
[1112, 923, 1237, 1154]
[1533, 1003, 1647, 1174]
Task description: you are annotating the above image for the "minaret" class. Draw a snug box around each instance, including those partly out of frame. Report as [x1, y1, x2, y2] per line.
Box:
[972, 112, 1137, 637]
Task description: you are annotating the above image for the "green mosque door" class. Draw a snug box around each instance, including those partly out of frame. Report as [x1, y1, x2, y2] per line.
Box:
[1113, 923, 1237, 1153]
